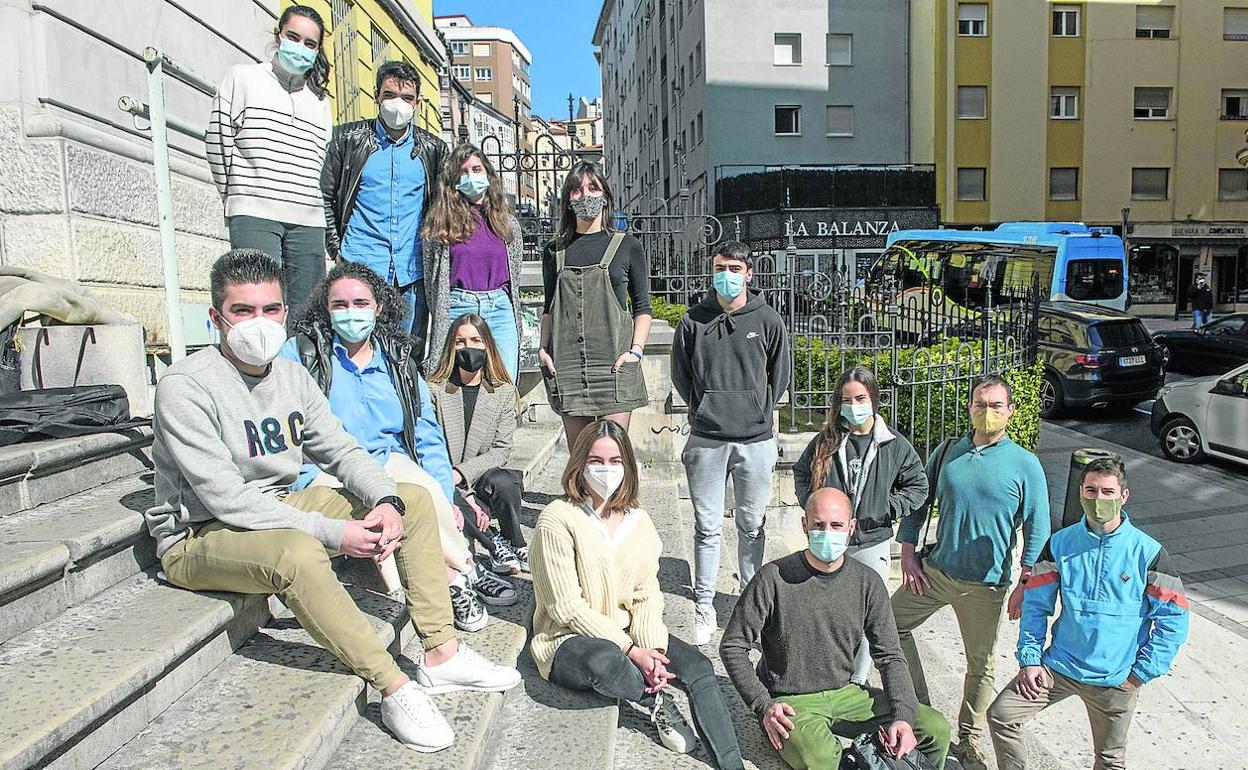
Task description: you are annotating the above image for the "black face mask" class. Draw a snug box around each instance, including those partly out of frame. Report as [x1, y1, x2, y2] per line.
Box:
[455, 347, 487, 373]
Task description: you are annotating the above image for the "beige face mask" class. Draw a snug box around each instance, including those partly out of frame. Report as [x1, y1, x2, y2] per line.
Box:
[1081, 496, 1123, 523]
[971, 407, 1009, 435]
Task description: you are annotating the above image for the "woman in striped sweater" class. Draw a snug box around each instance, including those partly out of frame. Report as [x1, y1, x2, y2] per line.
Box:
[529, 420, 744, 769]
[206, 4, 332, 313]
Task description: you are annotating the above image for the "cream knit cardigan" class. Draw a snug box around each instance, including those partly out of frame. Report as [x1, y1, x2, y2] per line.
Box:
[529, 498, 669, 680]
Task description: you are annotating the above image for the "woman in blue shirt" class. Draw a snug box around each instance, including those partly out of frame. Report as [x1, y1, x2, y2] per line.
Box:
[280, 262, 515, 632]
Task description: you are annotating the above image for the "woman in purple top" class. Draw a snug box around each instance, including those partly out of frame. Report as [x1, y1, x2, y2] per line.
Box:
[422, 144, 524, 379]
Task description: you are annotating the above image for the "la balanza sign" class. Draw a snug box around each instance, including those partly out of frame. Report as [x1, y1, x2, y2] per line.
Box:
[783, 217, 903, 238]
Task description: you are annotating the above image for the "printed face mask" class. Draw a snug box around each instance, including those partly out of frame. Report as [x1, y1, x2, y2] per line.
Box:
[455, 346, 487, 373]
[456, 172, 491, 199]
[584, 464, 625, 500]
[221, 315, 287, 366]
[330, 308, 375, 344]
[276, 38, 317, 75]
[378, 97, 414, 131]
[808, 529, 849, 563]
[570, 193, 605, 223]
[713, 270, 746, 300]
[1080, 496, 1123, 523]
[840, 402, 874, 426]
[971, 407, 1010, 435]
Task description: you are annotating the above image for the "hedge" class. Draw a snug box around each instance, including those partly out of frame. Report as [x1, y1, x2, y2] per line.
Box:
[647, 298, 1042, 455]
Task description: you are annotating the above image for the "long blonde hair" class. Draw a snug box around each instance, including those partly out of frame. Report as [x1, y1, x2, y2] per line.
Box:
[428, 313, 513, 388]
[422, 143, 514, 245]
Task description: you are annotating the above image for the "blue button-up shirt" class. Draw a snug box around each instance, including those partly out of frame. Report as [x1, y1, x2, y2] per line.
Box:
[340, 119, 426, 286]
[280, 337, 454, 502]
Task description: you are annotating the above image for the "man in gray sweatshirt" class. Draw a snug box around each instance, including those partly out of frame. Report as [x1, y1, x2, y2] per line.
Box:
[145, 250, 519, 754]
[720, 488, 950, 769]
[671, 240, 791, 646]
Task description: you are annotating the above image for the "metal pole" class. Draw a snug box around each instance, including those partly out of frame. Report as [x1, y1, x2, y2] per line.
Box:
[146, 55, 186, 360]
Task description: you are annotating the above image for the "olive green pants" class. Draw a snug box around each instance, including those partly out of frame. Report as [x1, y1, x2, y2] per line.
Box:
[775, 685, 951, 769]
[160, 482, 454, 691]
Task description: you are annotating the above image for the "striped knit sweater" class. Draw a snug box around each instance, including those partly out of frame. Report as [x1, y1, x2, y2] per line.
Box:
[206, 60, 332, 227]
[529, 498, 668, 680]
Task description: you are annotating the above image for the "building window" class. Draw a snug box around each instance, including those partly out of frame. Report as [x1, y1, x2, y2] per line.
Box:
[696, 41, 703, 72]
[451, 41, 469, 56]
[1133, 87, 1170, 119]
[774, 33, 802, 65]
[957, 86, 987, 119]
[472, 43, 491, 57]
[1136, 5, 1174, 38]
[1049, 167, 1079, 200]
[827, 34, 852, 65]
[1223, 89, 1248, 119]
[452, 65, 471, 80]
[477, 92, 493, 104]
[958, 4, 987, 36]
[826, 105, 854, 136]
[1218, 168, 1248, 200]
[957, 168, 987, 201]
[1225, 8, 1248, 40]
[696, 111, 704, 143]
[774, 105, 801, 135]
[1052, 5, 1080, 36]
[474, 67, 492, 81]
[1131, 167, 1170, 199]
[1050, 86, 1080, 119]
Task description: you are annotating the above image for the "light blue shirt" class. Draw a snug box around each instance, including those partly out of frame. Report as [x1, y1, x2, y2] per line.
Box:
[340, 119, 425, 286]
[279, 336, 454, 502]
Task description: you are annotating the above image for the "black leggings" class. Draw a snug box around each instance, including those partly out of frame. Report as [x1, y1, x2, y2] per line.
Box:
[549, 634, 744, 770]
[455, 467, 526, 554]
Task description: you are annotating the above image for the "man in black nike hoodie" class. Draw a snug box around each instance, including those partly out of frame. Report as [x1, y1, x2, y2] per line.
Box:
[672, 240, 791, 646]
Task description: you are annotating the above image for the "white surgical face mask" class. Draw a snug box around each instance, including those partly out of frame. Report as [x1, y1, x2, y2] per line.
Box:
[378, 97, 414, 131]
[221, 315, 287, 367]
[584, 464, 625, 500]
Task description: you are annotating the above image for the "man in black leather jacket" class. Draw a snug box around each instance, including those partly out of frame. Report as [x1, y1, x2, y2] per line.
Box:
[321, 60, 449, 356]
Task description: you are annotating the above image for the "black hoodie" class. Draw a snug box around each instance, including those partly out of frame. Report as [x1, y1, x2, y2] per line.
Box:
[671, 290, 791, 442]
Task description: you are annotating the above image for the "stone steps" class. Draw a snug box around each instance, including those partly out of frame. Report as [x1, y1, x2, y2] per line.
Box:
[0, 429, 153, 518]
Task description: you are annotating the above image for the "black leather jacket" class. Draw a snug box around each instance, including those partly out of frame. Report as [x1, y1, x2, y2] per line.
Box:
[320, 119, 448, 257]
[293, 324, 423, 459]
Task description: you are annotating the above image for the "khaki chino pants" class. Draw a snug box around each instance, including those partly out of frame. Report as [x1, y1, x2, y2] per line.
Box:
[160, 482, 455, 691]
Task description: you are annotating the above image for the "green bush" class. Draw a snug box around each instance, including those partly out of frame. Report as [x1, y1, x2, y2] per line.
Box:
[650, 297, 687, 328]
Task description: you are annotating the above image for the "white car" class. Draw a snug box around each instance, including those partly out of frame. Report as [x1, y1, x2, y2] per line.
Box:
[1150, 363, 1248, 466]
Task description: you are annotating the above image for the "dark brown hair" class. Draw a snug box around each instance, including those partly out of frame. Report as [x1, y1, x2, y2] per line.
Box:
[809, 366, 881, 490]
[553, 161, 616, 248]
[275, 5, 330, 99]
[1080, 457, 1126, 485]
[561, 420, 640, 512]
[971, 373, 1014, 405]
[428, 312, 513, 388]
[422, 143, 514, 245]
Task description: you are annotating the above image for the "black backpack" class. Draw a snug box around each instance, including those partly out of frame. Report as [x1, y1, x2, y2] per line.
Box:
[840, 733, 939, 770]
[0, 384, 148, 446]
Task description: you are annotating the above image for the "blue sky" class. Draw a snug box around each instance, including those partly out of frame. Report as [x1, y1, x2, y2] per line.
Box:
[437, 0, 603, 120]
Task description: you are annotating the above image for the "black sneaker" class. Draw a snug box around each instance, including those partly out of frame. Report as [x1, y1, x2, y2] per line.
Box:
[450, 582, 487, 632]
[514, 545, 529, 573]
[472, 569, 518, 607]
[486, 534, 522, 575]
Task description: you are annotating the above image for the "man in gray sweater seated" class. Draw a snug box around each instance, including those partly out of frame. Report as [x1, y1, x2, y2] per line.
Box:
[144, 250, 519, 754]
[721, 487, 950, 769]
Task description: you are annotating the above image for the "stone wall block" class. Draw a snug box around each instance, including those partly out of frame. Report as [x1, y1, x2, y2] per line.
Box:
[1, 214, 72, 277]
[171, 176, 227, 240]
[71, 218, 223, 291]
[0, 108, 66, 214]
[88, 285, 209, 344]
[66, 144, 158, 227]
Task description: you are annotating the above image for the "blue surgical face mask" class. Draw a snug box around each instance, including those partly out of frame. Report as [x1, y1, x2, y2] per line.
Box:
[808, 529, 849, 563]
[457, 172, 491, 199]
[277, 38, 318, 75]
[713, 270, 746, 300]
[330, 308, 375, 343]
[840, 402, 874, 426]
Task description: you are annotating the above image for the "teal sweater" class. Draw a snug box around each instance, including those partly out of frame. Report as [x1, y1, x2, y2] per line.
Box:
[897, 436, 1050, 586]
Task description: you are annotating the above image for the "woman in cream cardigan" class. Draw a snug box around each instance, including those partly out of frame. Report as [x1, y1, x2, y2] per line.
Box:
[529, 420, 744, 769]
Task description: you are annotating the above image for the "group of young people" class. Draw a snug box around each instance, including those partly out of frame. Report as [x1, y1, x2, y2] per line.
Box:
[162, 7, 1188, 766]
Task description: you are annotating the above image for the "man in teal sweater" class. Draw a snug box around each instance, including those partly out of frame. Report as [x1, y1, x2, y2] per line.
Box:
[892, 375, 1050, 770]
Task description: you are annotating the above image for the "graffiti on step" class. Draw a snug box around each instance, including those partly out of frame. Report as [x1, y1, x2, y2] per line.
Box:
[650, 424, 691, 436]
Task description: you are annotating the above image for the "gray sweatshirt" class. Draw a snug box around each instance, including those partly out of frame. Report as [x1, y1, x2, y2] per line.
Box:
[145, 346, 397, 557]
[720, 551, 919, 725]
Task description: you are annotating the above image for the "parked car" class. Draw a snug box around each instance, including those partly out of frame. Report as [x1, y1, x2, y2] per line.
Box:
[1037, 302, 1165, 418]
[1152, 313, 1248, 375]
[1151, 363, 1248, 466]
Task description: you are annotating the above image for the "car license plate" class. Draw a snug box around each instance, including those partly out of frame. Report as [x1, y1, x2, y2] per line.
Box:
[1120, 355, 1146, 367]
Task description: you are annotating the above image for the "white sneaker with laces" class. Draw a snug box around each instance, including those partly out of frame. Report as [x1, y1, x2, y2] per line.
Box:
[379, 681, 454, 753]
[692, 605, 717, 646]
[650, 690, 697, 754]
[415, 643, 522, 695]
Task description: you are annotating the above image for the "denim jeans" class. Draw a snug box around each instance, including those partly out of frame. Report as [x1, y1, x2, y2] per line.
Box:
[549, 634, 745, 769]
[1193, 309, 1213, 328]
[448, 287, 519, 382]
[399, 279, 428, 356]
[846, 538, 892, 683]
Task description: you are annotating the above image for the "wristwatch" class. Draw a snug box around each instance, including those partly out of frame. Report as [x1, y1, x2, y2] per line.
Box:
[377, 495, 406, 515]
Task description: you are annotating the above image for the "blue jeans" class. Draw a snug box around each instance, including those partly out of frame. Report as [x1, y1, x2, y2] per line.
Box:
[448, 288, 519, 383]
[1193, 309, 1212, 328]
[399, 279, 427, 356]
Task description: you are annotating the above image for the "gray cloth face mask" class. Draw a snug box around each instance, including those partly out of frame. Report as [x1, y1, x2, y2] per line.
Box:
[570, 194, 605, 223]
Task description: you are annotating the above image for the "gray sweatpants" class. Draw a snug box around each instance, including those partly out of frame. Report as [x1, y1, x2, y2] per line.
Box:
[683, 434, 778, 609]
[846, 538, 892, 683]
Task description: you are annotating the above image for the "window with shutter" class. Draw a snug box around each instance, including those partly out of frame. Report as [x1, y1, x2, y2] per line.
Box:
[957, 86, 987, 119]
[826, 106, 854, 136]
[1136, 5, 1174, 38]
[1133, 87, 1170, 119]
[1225, 8, 1248, 40]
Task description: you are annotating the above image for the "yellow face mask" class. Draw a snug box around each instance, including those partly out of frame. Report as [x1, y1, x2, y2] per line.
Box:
[1080, 496, 1123, 523]
[971, 407, 1009, 435]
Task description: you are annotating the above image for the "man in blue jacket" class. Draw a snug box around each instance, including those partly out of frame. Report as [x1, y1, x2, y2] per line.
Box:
[987, 457, 1189, 770]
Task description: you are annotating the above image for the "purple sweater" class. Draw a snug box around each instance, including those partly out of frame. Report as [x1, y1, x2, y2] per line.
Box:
[448, 209, 510, 292]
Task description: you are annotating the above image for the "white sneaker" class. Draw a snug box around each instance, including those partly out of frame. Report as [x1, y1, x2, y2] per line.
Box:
[379, 681, 454, 753]
[692, 605, 717, 646]
[415, 642, 522, 695]
[650, 690, 697, 754]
